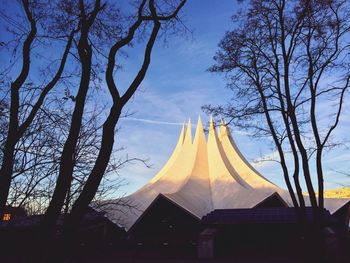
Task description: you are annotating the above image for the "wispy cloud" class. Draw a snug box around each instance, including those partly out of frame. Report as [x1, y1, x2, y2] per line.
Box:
[327, 152, 350, 163]
[105, 0, 350, 196]
[123, 117, 184, 126]
[252, 150, 280, 168]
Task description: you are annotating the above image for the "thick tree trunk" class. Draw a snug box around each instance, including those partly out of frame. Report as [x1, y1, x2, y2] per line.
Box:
[0, 138, 17, 216]
[277, 0, 318, 211]
[41, 46, 92, 235]
[64, 106, 120, 227]
[0, 87, 20, 214]
[53, 15, 162, 262]
[316, 150, 324, 210]
[0, 0, 36, 217]
[282, 55, 318, 211]
[272, 50, 305, 209]
[41, 0, 102, 237]
[47, 106, 121, 263]
[255, 81, 299, 208]
[0, 85, 20, 216]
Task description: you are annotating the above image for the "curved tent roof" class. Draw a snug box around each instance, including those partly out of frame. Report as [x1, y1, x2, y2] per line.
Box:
[101, 117, 350, 230]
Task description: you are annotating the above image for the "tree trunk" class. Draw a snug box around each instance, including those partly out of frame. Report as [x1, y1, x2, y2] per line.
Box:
[51, 106, 121, 263]
[0, 137, 17, 216]
[41, 45, 92, 236]
[0, 0, 36, 217]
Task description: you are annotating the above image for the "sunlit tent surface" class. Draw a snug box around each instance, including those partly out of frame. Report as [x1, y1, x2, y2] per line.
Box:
[101, 117, 350, 230]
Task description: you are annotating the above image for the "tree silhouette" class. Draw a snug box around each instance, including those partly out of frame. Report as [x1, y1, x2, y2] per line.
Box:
[0, 0, 76, 218]
[204, 0, 350, 219]
[1, 1, 187, 261]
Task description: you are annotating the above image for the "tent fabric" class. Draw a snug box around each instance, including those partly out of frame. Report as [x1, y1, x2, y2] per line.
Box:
[100, 117, 350, 230]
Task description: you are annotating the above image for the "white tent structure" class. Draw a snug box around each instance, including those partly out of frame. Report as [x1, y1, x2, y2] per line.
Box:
[102, 117, 349, 230]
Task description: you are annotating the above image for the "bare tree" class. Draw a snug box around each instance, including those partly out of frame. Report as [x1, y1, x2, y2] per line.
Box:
[1, 1, 186, 261]
[0, 0, 76, 217]
[14, 0, 187, 261]
[3, 97, 134, 216]
[204, 0, 350, 219]
[60, 0, 187, 246]
[40, 0, 106, 238]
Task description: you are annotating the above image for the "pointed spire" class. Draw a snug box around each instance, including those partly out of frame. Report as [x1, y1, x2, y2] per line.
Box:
[209, 115, 216, 136]
[183, 119, 192, 145]
[210, 115, 214, 125]
[208, 115, 219, 148]
[219, 117, 228, 138]
[193, 116, 206, 144]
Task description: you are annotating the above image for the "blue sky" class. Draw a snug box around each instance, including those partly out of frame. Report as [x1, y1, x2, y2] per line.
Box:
[111, 0, 350, 196]
[1, 0, 349, 197]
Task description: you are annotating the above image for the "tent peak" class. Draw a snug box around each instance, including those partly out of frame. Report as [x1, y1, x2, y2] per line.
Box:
[209, 115, 214, 125]
[209, 115, 216, 136]
[194, 116, 205, 144]
[219, 117, 225, 126]
[196, 116, 204, 130]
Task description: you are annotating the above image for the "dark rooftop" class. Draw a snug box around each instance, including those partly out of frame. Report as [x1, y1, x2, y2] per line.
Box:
[201, 207, 334, 225]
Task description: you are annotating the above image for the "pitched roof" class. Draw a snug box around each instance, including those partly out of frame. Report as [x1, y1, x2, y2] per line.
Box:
[201, 207, 335, 225]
